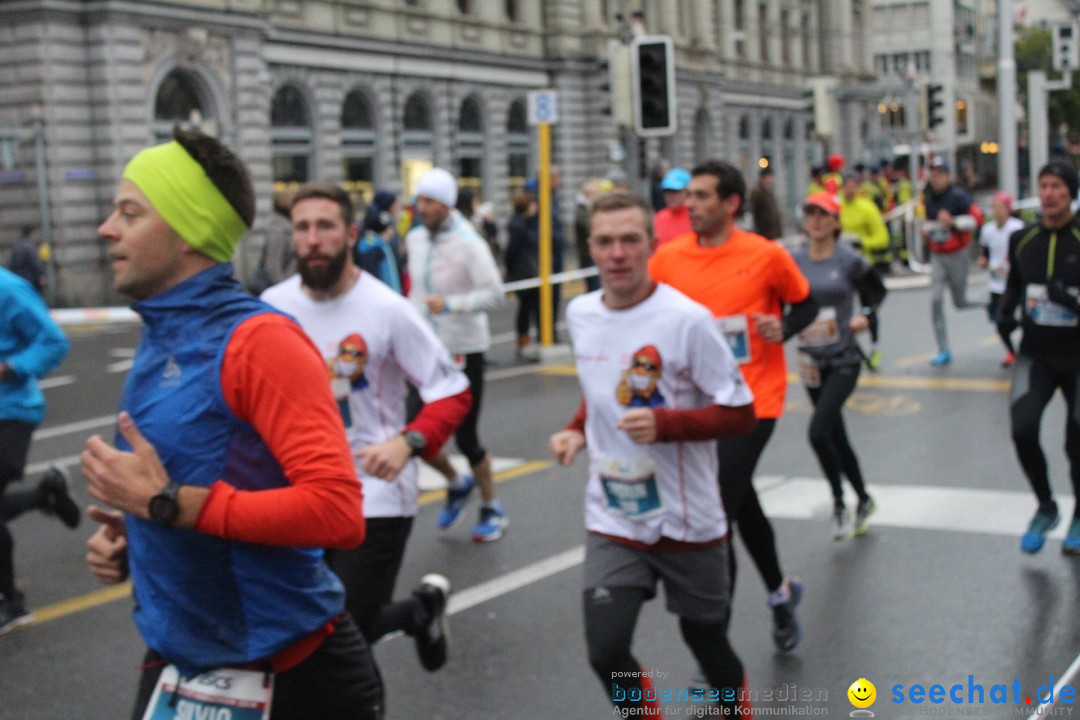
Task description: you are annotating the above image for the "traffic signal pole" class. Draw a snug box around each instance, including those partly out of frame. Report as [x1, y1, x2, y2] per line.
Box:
[998, 0, 1018, 199]
[538, 121, 553, 347]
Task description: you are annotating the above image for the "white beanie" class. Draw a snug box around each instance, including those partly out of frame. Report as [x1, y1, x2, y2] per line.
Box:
[415, 167, 458, 208]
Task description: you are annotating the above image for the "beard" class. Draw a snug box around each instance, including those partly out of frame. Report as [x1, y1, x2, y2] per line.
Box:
[298, 245, 349, 291]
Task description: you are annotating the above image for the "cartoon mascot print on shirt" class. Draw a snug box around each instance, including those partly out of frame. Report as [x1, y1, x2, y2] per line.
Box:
[615, 344, 666, 408]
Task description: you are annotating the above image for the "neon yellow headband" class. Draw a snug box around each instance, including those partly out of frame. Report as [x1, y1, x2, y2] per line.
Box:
[122, 141, 248, 262]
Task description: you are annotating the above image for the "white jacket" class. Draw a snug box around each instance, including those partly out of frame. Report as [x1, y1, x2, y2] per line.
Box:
[406, 209, 505, 354]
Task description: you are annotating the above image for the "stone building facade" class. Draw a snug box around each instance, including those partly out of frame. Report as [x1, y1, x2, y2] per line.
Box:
[0, 0, 876, 306]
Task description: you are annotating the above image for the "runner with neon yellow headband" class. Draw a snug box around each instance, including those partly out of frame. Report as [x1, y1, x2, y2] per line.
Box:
[84, 129, 385, 720]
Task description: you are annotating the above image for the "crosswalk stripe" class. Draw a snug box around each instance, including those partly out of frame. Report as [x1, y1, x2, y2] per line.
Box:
[755, 475, 1076, 539]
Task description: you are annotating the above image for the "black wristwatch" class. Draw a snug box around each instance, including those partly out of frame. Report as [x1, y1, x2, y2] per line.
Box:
[403, 430, 427, 457]
[148, 482, 181, 526]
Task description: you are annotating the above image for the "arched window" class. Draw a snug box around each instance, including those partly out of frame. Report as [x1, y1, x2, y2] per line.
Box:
[154, 68, 213, 143]
[458, 96, 485, 197]
[270, 84, 313, 187]
[402, 92, 434, 159]
[342, 88, 377, 202]
[506, 98, 530, 191]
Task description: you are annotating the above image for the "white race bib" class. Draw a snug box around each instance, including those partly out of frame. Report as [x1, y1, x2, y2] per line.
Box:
[141, 665, 273, 720]
[796, 352, 821, 388]
[1027, 284, 1078, 327]
[717, 315, 751, 365]
[797, 307, 841, 348]
[596, 456, 663, 520]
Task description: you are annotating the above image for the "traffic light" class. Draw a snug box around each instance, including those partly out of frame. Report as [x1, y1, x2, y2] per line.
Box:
[1053, 21, 1079, 73]
[926, 83, 945, 129]
[630, 35, 676, 137]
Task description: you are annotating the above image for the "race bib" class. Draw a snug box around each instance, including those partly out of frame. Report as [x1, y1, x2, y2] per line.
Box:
[596, 456, 662, 520]
[141, 665, 272, 720]
[796, 352, 821, 388]
[1027, 284, 1078, 327]
[331, 376, 353, 428]
[797, 307, 841, 348]
[717, 315, 751, 365]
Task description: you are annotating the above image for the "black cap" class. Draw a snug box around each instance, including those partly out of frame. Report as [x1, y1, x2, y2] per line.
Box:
[1038, 159, 1079, 199]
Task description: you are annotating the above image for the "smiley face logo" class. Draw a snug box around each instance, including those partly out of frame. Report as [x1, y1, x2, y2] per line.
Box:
[848, 678, 876, 709]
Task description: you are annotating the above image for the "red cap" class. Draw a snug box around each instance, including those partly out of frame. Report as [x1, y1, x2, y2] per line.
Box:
[803, 192, 840, 217]
[632, 345, 662, 372]
[827, 153, 845, 172]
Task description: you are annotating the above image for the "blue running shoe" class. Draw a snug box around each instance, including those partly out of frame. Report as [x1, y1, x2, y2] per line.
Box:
[768, 576, 803, 652]
[1062, 519, 1080, 556]
[437, 475, 475, 530]
[471, 500, 508, 542]
[930, 350, 952, 366]
[1020, 510, 1060, 554]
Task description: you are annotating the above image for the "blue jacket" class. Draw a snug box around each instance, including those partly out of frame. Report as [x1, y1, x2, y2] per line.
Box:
[119, 264, 345, 676]
[0, 267, 68, 424]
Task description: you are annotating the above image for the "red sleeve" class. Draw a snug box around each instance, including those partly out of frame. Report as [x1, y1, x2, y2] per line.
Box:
[194, 314, 365, 549]
[404, 388, 472, 460]
[565, 397, 587, 434]
[653, 403, 756, 443]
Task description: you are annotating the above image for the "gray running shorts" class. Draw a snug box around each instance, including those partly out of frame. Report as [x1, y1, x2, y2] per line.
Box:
[583, 532, 731, 625]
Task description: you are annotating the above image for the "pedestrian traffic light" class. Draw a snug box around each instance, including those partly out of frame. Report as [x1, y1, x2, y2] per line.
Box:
[630, 35, 676, 137]
[1053, 21, 1079, 73]
[926, 83, 945, 129]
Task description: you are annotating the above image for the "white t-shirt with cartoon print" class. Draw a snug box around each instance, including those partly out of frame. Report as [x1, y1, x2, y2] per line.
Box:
[263, 273, 468, 517]
[567, 283, 754, 544]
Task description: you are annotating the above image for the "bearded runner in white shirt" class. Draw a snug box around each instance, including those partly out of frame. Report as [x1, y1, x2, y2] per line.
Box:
[549, 191, 756, 717]
[263, 182, 471, 673]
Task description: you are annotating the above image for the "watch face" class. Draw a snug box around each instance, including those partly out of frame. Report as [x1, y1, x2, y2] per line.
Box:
[149, 492, 179, 525]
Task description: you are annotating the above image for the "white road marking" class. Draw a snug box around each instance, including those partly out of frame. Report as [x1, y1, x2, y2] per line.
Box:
[447, 546, 585, 616]
[39, 375, 75, 389]
[31, 414, 116, 441]
[756, 476, 1076, 539]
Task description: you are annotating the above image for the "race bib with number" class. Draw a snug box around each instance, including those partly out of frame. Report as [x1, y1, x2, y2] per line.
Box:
[796, 352, 821, 388]
[797, 307, 841, 348]
[717, 315, 751, 365]
[596, 456, 662, 520]
[142, 665, 273, 720]
[1027, 284, 1078, 327]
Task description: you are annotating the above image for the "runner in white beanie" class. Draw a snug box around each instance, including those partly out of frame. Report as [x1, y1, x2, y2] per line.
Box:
[415, 168, 458, 208]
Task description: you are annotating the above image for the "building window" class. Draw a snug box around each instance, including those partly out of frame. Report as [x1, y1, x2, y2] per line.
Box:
[735, 0, 746, 58]
[342, 89, 377, 204]
[802, 11, 812, 70]
[270, 84, 313, 188]
[154, 68, 212, 143]
[457, 95, 485, 197]
[758, 3, 769, 63]
[507, 98, 530, 191]
[402, 92, 434, 161]
[780, 10, 790, 65]
[505, 0, 517, 21]
[457, 0, 470, 13]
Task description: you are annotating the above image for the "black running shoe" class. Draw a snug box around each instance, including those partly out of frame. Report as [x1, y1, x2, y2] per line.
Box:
[0, 591, 33, 635]
[40, 463, 81, 529]
[413, 574, 450, 672]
